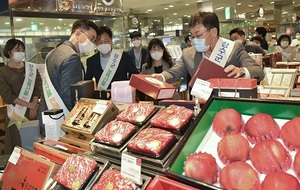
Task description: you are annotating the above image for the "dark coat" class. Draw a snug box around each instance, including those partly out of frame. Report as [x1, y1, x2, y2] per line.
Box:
[127, 47, 148, 71]
[85, 51, 139, 89]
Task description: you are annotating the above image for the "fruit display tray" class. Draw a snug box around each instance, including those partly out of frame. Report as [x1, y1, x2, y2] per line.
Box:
[166, 97, 300, 190]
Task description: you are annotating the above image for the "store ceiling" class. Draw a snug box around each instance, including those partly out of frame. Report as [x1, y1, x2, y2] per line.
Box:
[0, 0, 300, 35]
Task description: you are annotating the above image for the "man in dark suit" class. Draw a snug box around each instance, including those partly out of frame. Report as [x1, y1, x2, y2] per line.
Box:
[127, 31, 148, 72]
[255, 27, 269, 51]
[85, 26, 138, 90]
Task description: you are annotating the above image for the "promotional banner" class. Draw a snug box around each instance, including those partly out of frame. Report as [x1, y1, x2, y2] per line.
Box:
[9, 0, 123, 15]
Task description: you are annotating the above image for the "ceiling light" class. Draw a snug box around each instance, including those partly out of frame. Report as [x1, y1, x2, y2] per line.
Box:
[270, 1, 274, 4]
[216, 7, 224, 10]
[40, 23, 44, 25]
[169, 5, 174, 8]
[16, 18, 22, 21]
[164, 7, 169, 10]
[173, 13, 177, 15]
[58, 19, 63, 21]
[165, 18, 169, 20]
[237, 3, 241, 6]
[4, 22, 9, 25]
[147, 9, 153, 12]
[197, 0, 203, 2]
[248, 5, 253, 7]
[185, 4, 190, 6]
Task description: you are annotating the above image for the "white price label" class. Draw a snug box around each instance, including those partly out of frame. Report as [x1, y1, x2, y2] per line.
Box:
[8, 147, 21, 165]
[191, 78, 213, 100]
[93, 101, 108, 114]
[121, 153, 142, 185]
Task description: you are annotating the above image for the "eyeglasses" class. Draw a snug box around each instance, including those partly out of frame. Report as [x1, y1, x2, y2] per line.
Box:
[189, 28, 211, 41]
[150, 46, 163, 53]
[80, 30, 96, 44]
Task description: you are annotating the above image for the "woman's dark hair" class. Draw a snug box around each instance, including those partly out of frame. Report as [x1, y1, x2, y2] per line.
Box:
[3, 38, 25, 59]
[99, 26, 113, 39]
[250, 36, 263, 44]
[277, 34, 291, 46]
[145, 38, 173, 70]
[189, 11, 220, 36]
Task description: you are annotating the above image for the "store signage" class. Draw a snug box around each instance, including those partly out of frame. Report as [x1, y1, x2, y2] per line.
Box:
[121, 153, 142, 185]
[9, 0, 123, 15]
[40, 37, 69, 42]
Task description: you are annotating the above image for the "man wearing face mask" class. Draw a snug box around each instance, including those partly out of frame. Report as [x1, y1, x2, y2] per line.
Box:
[40, 18, 99, 117]
[85, 26, 139, 90]
[153, 11, 265, 86]
[0, 38, 42, 153]
[229, 28, 266, 56]
[127, 31, 148, 72]
[276, 34, 296, 62]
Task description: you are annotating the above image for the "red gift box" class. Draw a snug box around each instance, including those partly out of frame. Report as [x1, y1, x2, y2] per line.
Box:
[146, 175, 198, 190]
[129, 74, 176, 99]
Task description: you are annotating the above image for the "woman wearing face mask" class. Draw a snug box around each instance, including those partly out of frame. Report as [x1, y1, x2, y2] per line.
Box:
[141, 38, 181, 101]
[290, 31, 300, 48]
[276, 34, 295, 62]
[0, 38, 42, 154]
[85, 26, 139, 90]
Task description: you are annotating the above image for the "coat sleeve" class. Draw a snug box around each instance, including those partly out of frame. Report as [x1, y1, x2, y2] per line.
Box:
[123, 52, 139, 77]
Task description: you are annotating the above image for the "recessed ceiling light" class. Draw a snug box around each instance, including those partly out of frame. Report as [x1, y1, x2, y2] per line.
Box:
[248, 5, 253, 7]
[237, 3, 241, 6]
[173, 13, 177, 15]
[16, 18, 22, 21]
[216, 7, 224, 10]
[169, 5, 174, 8]
[58, 19, 63, 21]
[270, 1, 274, 4]
[164, 7, 169, 10]
[147, 9, 153, 12]
[4, 22, 9, 25]
[185, 4, 190, 6]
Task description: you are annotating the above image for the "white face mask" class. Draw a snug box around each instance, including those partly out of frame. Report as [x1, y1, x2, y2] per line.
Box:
[79, 38, 94, 54]
[281, 41, 289, 48]
[97, 44, 111, 54]
[234, 39, 243, 44]
[132, 40, 141, 47]
[12, 52, 25, 62]
[150, 51, 163, 61]
[296, 35, 300, 40]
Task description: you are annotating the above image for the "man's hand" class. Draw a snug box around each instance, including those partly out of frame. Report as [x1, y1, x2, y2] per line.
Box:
[151, 74, 164, 82]
[224, 65, 244, 79]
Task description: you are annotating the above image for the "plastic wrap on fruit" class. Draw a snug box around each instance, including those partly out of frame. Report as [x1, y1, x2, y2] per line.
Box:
[150, 104, 193, 130]
[116, 103, 155, 123]
[92, 168, 137, 190]
[54, 154, 98, 190]
[94, 120, 137, 146]
[127, 128, 174, 156]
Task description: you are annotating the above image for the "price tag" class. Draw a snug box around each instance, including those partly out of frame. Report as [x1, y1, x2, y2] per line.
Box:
[93, 101, 108, 114]
[8, 147, 21, 165]
[121, 153, 142, 185]
[191, 78, 213, 100]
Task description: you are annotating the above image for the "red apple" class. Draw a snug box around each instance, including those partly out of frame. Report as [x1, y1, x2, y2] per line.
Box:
[220, 161, 260, 190]
[184, 152, 218, 184]
[212, 108, 244, 137]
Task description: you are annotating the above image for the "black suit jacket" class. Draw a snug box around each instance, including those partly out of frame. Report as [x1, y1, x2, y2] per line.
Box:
[85, 51, 139, 89]
[127, 47, 148, 70]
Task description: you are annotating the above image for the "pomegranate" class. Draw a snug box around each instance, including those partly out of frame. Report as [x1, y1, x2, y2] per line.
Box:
[281, 117, 300, 151]
[250, 139, 291, 174]
[261, 172, 300, 190]
[217, 134, 250, 164]
[244, 113, 280, 144]
[212, 108, 244, 137]
[294, 151, 300, 179]
[183, 152, 218, 184]
[220, 161, 260, 190]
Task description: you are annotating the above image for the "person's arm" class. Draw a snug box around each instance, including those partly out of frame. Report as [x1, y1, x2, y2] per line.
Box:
[162, 57, 188, 84]
[60, 54, 82, 111]
[84, 56, 94, 80]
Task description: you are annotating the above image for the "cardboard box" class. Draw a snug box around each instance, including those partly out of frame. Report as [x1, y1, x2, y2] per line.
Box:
[59, 134, 91, 150]
[70, 80, 94, 108]
[1, 147, 56, 190]
[33, 139, 89, 164]
[61, 98, 119, 139]
[207, 78, 258, 98]
[129, 74, 176, 100]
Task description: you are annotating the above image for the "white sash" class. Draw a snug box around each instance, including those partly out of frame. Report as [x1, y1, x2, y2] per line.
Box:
[43, 64, 70, 117]
[7, 62, 37, 121]
[97, 49, 122, 90]
[208, 37, 235, 67]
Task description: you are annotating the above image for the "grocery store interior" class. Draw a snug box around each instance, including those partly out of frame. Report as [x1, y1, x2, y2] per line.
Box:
[1, 0, 300, 189]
